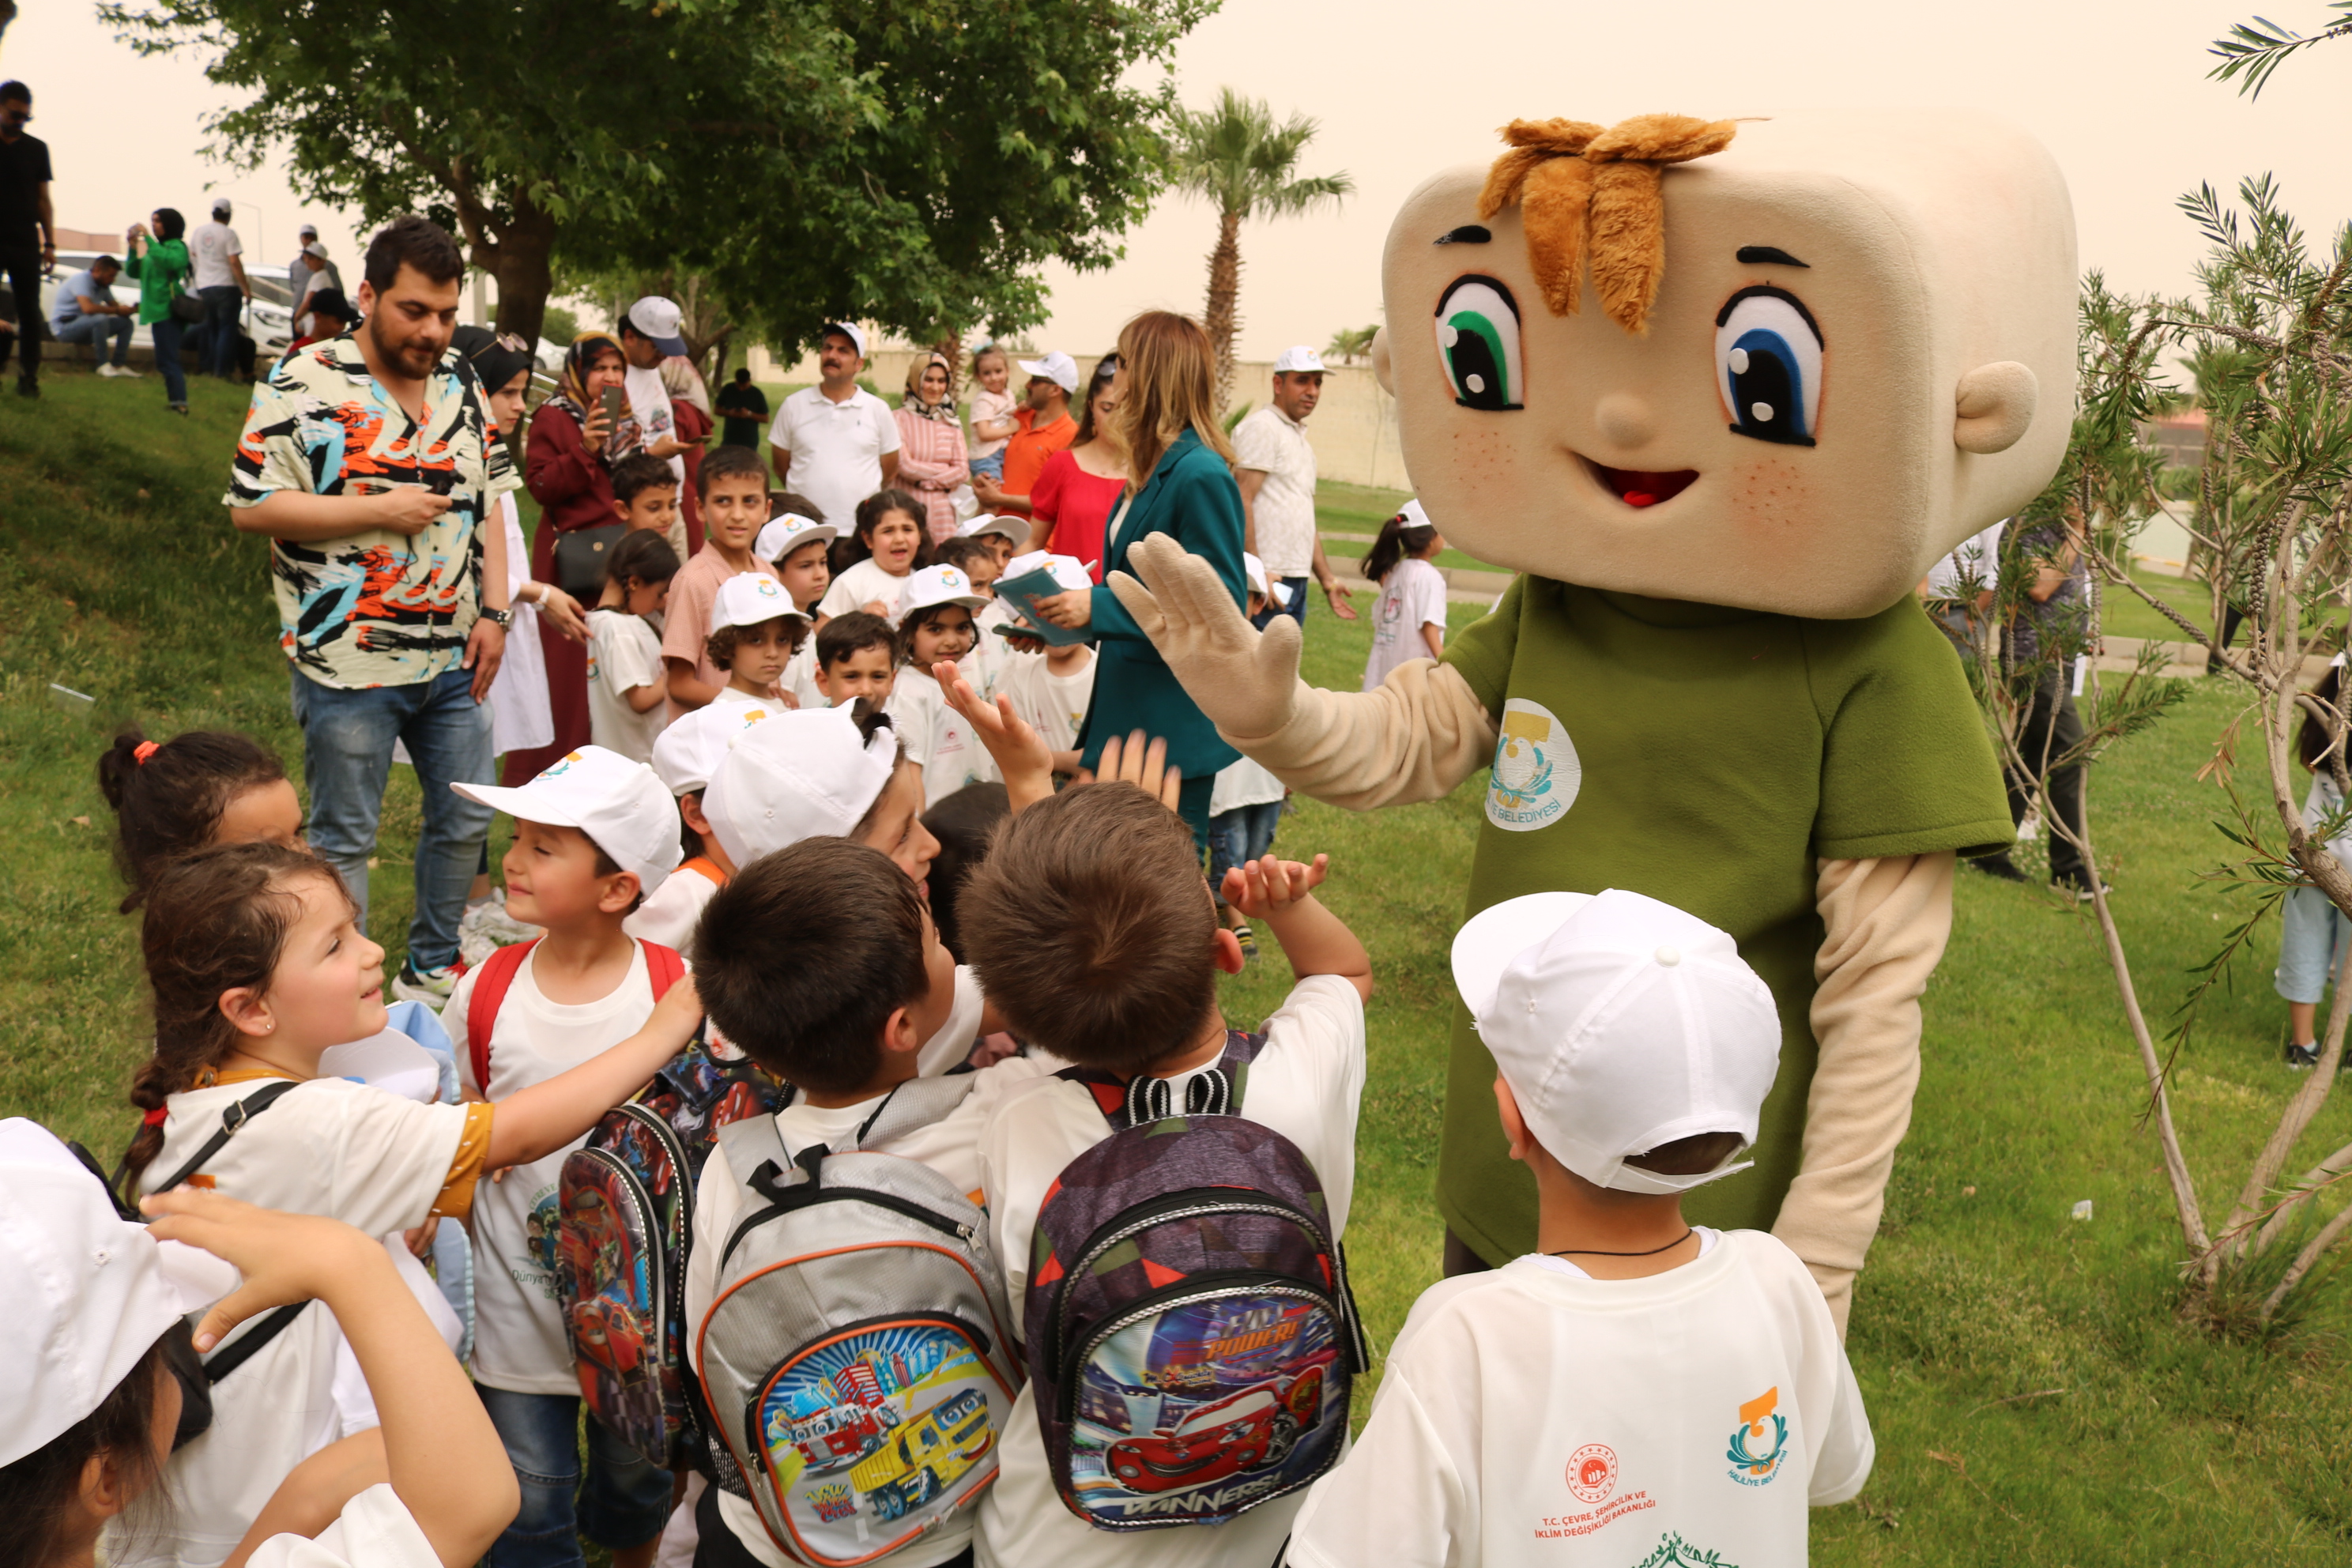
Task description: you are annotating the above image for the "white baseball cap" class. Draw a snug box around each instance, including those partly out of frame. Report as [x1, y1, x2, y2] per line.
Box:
[756, 513, 839, 564]
[452, 746, 684, 895]
[1272, 345, 1327, 375]
[0, 1119, 241, 1467]
[704, 707, 899, 865]
[1241, 552, 1292, 609]
[1397, 498, 1434, 531]
[650, 699, 783, 797]
[625, 296, 688, 357]
[1451, 888, 1781, 1195]
[711, 572, 812, 634]
[1004, 551, 1094, 594]
[956, 512, 1032, 548]
[298, 222, 318, 237]
[821, 321, 869, 359]
[1018, 351, 1080, 394]
[893, 564, 990, 627]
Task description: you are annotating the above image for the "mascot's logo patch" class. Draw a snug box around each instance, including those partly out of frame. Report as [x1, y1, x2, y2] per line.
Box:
[1486, 699, 1578, 831]
[1724, 1386, 1786, 1486]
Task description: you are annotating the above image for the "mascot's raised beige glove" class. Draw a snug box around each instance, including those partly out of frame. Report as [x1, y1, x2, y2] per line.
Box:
[1111, 534, 1499, 805]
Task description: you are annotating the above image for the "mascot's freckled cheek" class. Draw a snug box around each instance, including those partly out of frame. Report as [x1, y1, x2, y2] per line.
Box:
[1442, 425, 1519, 500]
[1725, 457, 1812, 536]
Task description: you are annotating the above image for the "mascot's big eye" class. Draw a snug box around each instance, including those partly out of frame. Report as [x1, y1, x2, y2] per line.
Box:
[1714, 286, 1822, 447]
[1435, 276, 1524, 412]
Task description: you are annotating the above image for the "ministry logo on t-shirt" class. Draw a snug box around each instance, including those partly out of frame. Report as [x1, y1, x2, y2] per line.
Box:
[1725, 1385, 1787, 1485]
[1486, 699, 1579, 832]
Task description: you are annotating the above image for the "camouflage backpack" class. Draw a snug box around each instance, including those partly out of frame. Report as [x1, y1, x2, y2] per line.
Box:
[1023, 1030, 1367, 1531]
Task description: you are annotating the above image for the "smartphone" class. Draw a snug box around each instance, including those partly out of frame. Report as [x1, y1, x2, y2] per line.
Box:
[599, 386, 624, 429]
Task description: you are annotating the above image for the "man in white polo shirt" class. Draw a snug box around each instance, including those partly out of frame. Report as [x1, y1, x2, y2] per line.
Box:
[767, 320, 901, 530]
[1231, 343, 1355, 631]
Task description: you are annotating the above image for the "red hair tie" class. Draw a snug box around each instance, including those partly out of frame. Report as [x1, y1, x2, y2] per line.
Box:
[141, 1105, 168, 1127]
[134, 741, 160, 764]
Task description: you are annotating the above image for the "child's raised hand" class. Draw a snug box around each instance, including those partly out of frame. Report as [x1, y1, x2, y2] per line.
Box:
[1219, 854, 1331, 920]
[1080, 729, 1184, 813]
[143, 1188, 387, 1351]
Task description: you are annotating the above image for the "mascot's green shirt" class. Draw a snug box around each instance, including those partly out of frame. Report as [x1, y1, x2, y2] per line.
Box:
[1436, 575, 2011, 1261]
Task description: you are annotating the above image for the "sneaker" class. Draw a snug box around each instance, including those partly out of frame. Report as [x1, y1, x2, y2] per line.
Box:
[457, 892, 540, 967]
[118, 364, 145, 377]
[1971, 854, 2030, 883]
[96, 363, 125, 379]
[168, 402, 189, 416]
[1234, 919, 1258, 961]
[391, 959, 466, 1010]
[2286, 1041, 2321, 1069]
[2054, 872, 2113, 903]
[16, 377, 36, 398]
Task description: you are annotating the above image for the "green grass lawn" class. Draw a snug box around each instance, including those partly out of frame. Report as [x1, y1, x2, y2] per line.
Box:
[6, 375, 2352, 1561]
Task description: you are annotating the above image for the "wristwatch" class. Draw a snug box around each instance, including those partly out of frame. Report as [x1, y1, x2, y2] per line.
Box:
[477, 605, 511, 627]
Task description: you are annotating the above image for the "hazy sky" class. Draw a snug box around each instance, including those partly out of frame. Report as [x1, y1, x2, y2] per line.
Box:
[8, 0, 2347, 359]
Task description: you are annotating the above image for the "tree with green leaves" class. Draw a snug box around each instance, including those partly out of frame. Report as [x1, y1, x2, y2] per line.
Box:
[101, 0, 1209, 350]
[1168, 87, 1351, 408]
[1324, 324, 1377, 366]
[2211, 1, 2352, 95]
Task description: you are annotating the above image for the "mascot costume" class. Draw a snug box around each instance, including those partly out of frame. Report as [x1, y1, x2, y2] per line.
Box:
[1114, 111, 2077, 1330]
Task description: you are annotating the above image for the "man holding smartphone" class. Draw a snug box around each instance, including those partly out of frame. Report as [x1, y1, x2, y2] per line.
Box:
[224, 213, 515, 1011]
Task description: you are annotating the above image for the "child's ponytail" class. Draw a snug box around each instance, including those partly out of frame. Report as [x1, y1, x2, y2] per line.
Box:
[119, 842, 341, 1191]
[97, 727, 289, 912]
[605, 529, 681, 601]
[1361, 509, 1438, 584]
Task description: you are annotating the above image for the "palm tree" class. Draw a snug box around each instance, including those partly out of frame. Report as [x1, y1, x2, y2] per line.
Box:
[1170, 88, 1352, 410]
[1325, 325, 1378, 367]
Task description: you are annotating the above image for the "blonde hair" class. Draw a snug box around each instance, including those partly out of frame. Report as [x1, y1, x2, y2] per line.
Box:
[1110, 312, 1230, 491]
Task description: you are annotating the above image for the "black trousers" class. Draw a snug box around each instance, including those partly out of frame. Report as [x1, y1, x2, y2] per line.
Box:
[2006, 666, 2086, 883]
[0, 244, 41, 381]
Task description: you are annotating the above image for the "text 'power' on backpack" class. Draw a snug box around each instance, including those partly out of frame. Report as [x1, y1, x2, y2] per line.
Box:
[1023, 1030, 1369, 1532]
[696, 1075, 1023, 1568]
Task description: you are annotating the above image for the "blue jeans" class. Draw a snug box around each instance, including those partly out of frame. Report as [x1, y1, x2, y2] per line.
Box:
[2275, 885, 2352, 1005]
[53, 311, 133, 365]
[969, 449, 1005, 482]
[1251, 574, 1311, 632]
[150, 314, 188, 404]
[476, 1385, 673, 1568]
[1208, 799, 1283, 906]
[292, 662, 495, 973]
[199, 285, 243, 378]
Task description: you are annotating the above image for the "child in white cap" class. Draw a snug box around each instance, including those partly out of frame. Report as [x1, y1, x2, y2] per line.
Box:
[1286, 888, 1872, 1568]
[884, 564, 1000, 808]
[755, 512, 839, 710]
[444, 748, 693, 1568]
[624, 701, 782, 952]
[703, 572, 811, 712]
[1, 1120, 517, 1568]
[1359, 498, 1449, 694]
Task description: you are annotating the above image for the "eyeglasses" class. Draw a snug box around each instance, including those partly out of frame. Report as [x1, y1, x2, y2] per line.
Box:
[496, 333, 529, 352]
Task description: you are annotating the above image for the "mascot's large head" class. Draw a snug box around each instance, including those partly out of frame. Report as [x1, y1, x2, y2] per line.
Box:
[1373, 111, 2077, 619]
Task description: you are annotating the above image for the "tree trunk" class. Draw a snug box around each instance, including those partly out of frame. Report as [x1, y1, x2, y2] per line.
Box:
[1201, 206, 1243, 416]
[486, 203, 558, 348]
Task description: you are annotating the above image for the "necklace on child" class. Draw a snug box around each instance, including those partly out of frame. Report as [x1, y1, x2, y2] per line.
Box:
[1550, 1229, 1694, 1259]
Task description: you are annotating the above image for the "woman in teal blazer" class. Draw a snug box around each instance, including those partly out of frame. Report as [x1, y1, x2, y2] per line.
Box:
[1037, 313, 1247, 846]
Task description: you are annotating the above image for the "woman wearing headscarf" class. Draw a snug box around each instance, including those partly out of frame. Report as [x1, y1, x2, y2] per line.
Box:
[122, 207, 192, 415]
[891, 352, 971, 543]
[510, 332, 639, 782]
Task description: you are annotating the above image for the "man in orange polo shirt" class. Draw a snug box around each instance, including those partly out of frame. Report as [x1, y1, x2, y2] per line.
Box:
[976, 349, 1078, 517]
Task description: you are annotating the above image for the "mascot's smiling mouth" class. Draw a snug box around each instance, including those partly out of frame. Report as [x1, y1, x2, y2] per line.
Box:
[1582, 458, 1698, 510]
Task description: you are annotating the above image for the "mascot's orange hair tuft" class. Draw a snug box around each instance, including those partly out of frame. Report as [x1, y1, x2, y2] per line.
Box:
[1478, 114, 1740, 335]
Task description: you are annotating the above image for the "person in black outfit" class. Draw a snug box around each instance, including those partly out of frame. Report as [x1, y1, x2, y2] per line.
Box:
[714, 366, 769, 448]
[0, 81, 54, 398]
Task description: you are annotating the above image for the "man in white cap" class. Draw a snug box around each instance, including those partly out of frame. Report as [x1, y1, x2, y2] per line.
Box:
[190, 197, 250, 380]
[766, 320, 901, 530]
[978, 349, 1078, 518]
[618, 296, 698, 536]
[1286, 888, 1872, 1568]
[1232, 344, 1355, 631]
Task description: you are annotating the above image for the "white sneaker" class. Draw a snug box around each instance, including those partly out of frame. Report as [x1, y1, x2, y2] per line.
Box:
[96, 364, 124, 379]
[118, 364, 145, 377]
[458, 891, 541, 967]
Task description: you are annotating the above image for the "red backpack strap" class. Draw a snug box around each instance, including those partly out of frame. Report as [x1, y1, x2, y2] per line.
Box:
[642, 941, 684, 1000]
[466, 940, 538, 1094]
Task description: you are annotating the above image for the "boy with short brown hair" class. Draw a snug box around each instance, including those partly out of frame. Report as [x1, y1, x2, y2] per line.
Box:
[660, 443, 772, 717]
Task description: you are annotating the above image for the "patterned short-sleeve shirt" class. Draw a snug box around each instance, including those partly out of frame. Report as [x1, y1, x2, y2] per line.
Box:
[226, 337, 519, 689]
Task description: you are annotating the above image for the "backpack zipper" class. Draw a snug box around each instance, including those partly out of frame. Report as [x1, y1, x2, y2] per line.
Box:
[723, 1182, 978, 1268]
[1055, 1272, 1341, 1425]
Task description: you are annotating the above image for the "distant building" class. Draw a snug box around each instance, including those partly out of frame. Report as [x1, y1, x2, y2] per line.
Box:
[2140, 409, 2207, 470]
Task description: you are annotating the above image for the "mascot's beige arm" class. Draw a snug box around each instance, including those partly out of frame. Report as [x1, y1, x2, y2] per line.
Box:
[1115, 536, 1952, 1331]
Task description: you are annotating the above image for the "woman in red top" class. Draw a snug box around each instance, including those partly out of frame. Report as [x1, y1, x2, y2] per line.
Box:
[509, 333, 639, 782]
[1029, 353, 1128, 582]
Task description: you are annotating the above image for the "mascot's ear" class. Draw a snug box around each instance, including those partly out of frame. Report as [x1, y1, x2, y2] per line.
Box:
[1953, 361, 2039, 455]
[1371, 326, 1395, 397]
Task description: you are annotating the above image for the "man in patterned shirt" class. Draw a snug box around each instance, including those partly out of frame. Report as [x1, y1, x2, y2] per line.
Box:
[227, 214, 517, 1007]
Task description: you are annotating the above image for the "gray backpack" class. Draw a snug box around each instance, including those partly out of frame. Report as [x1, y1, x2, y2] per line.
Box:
[695, 1076, 1022, 1567]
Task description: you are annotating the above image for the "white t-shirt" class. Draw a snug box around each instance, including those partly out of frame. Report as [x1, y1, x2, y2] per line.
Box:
[1231, 405, 1319, 577]
[1924, 520, 2007, 598]
[684, 1057, 1051, 1568]
[243, 1483, 443, 1568]
[124, 1079, 473, 1568]
[818, 556, 913, 620]
[485, 494, 554, 756]
[190, 220, 243, 290]
[967, 598, 1024, 703]
[888, 664, 999, 808]
[627, 364, 690, 560]
[449, 940, 665, 1395]
[974, 974, 1367, 1568]
[782, 639, 828, 709]
[1209, 754, 1287, 816]
[626, 858, 725, 952]
[967, 386, 1020, 460]
[769, 386, 903, 531]
[1285, 1233, 1873, 1568]
[921, 965, 989, 1072]
[1363, 556, 1449, 692]
[997, 647, 1095, 756]
[587, 609, 670, 762]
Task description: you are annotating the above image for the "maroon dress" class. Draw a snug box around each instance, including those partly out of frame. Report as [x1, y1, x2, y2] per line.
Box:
[505, 401, 614, 784]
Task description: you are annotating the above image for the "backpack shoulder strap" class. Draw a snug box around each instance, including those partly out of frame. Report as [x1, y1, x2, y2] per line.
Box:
[1215, 1029, 1270, 1114]
[1055, 1029, 1269, 1131]
[716, 1114, 792, 1193]
[853, 1074, 979, 1151]
[147, 1079, 302, 1197]
[466, 940, 538, 1093]
[1054, 1064, 1133, 1129]
[642, 940, 685, 1000]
